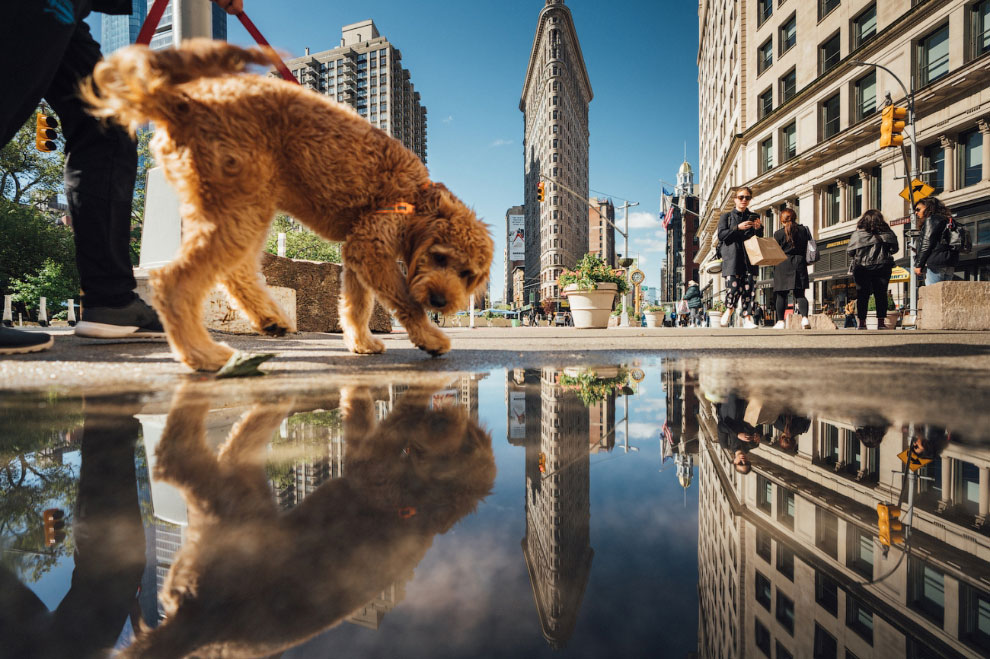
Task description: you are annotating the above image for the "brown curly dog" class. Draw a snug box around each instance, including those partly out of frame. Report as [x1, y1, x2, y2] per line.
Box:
[81, 39, 492, 371]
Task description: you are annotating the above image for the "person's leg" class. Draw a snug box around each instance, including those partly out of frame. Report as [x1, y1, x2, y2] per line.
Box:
[875, 270, 891, 321]
[45, 19, 139, 310]
[740, 273, 755, 317]
[774, 291, 787, 321]
[853, 268, 870, 326]
[794, 290, 809, 317]
[723, 276, 740, 325]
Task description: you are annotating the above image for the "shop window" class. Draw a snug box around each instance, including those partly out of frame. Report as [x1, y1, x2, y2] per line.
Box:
[960, 129, 983, 188]
[816, 570, 839, 616]
[918, 24, 950, 87]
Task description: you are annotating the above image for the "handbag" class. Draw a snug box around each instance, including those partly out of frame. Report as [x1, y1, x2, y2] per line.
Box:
[805, 225, 820, 264]
[677, 299, 689, 314]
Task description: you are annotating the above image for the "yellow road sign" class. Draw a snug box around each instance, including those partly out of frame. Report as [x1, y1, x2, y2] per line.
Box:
[899, 179, 934, 203]
[897, 448, 933, 471]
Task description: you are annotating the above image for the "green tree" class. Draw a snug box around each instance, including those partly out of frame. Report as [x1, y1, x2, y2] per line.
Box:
[0, 198, 77, 298]
[129, 129, 155, 265]
[264, 214, 341, 263]
[0, 110, 65, 205]
[9, 259, 80, 316]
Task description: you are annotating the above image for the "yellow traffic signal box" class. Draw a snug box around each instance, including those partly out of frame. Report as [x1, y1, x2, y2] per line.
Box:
[877, 503, 904, 547]
[537, 181, 545, 203]
[879, 105, 907, 148]
[36, 113, 59, 152]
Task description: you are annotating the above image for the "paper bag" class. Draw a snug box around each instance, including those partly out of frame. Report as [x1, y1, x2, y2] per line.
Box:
[744, 399, 783, 427]
[744, 236, 787, 266]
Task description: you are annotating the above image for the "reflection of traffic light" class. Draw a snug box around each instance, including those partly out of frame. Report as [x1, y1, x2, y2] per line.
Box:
[538, 452, 547, 473]
[36, 112, 59, 152]
[43, 508, 65, 546]
[877, 503, 903, 547]
[879, 105, 907, 148]
[537, 181, 545, 203]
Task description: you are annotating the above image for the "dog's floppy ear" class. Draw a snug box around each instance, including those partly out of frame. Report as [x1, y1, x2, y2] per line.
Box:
[403, 212, 440, 281]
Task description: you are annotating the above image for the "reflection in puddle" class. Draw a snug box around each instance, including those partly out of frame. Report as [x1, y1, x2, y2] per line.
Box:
[0, 362, 988, 658]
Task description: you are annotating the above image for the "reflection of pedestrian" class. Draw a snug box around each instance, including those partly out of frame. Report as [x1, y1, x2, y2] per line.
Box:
[773, 414, 810, 452]
[772, 208, 811, 329]
[847, 210, 898, 330]
[716, 393, 762, 473]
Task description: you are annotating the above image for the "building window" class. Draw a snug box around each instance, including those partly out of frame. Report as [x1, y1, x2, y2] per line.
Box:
[759, 88, 773, 119]
[816, 570, 839, 616]
[918, 24, 950, 87]
[821, 93, 841, 139]
[776, 641, 793, 659]
[777, 543, 795, 581]
[960, 582, 990, 653]
[847, 596, 875, 644]
[870, 165, 882, 208]
[760, 137, 774, 174]
[909, 559, 946, 624]
[822, 183, 841, 227]
[755, 619, 772, 657]
[960, 129, 983, 188]
[758, 38, 774, 74]
[757, 475, 773, 512]
[849, 175, 864, 220]
[756, 570, 772, 610]
[780, 14, 797, 54]
[972, 0, 990, 60]
[758, 0, 773, 27]
[854, 70, 876, 121]
[847, 526, 873, 579]
[816, 506, 838, 557]
[777, 486, 795, 527]
[757, 527, 772, 562]
[777, 591, 795, 635]
[780, 69, 797, 103]
[852, 4, 877, 50]
[814, 624, 837, 659]
[819, 33, 841, 74]
[924, 142, 945, 193]
[819, 0, 840, 21]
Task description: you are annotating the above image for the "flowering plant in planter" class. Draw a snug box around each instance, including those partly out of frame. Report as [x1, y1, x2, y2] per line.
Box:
[710, 299, 726, 312]
[557, 253, 629, 294]
[558, 367, 630, 407]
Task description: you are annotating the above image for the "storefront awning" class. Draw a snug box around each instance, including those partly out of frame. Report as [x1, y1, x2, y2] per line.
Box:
[890, 266, 910, 283]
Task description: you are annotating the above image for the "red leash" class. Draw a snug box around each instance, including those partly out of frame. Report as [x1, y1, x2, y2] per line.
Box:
[135, 0, 298, 84]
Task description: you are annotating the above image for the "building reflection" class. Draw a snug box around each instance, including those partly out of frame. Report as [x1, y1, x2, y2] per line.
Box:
[695, 386, 990, 658]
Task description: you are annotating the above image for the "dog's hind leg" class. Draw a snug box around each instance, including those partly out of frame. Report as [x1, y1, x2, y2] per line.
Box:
[339, 264, 385, 354]
[220, 256, 296, 338]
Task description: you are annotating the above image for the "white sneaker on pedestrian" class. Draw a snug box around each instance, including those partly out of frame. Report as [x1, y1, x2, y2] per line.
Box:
[801, 317, 811, 329]
[742, 318, 758, 329]
[773, 321, 785, 330]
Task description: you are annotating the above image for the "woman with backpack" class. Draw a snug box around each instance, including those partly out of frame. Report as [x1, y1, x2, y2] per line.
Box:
[716, 186, 763, 328]
[913, 196, 958, 285]
[847, 209, 899, 330]
[771, 208, 811, 329]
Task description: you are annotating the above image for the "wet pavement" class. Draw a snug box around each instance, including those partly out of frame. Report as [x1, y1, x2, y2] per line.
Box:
[2, 347, 990, 657]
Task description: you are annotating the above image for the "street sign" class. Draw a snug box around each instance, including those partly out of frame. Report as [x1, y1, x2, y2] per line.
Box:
[899, 179, 934, 203]
[897, 448, 932, 471]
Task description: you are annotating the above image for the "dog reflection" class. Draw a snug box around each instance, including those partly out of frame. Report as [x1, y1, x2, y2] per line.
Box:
[126, 385, 494, 658]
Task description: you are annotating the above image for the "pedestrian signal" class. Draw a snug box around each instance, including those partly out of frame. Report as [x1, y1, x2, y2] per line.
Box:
[43, 508, 66, 546]
[537, 181, 545, 203]
[36, 113, 59, 152]
[877, 503, 903, 547]
[879, 105, 907, 148]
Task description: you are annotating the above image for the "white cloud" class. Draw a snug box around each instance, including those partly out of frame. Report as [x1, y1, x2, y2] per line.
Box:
[489, 138, 513, 148]
[442, 115, 454, 124]
[627, 210, 659, 229]
[632, 236, 667, 253]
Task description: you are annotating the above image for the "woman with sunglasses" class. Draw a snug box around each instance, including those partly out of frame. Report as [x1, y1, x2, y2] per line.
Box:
[716, 186, 762, 328]
[913, 196, 957, 285]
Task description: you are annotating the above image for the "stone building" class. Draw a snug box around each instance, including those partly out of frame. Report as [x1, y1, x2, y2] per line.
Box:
[589, 197, 616, 268]
[697, 0, 990, 315]
[662, 161, 702, 304]
[521, 0, 594, 308]
[282, 20, 427, 163]
[504, 204, 526, 307]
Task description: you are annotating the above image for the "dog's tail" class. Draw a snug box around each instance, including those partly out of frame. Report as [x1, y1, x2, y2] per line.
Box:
[80, 38, 274, 134]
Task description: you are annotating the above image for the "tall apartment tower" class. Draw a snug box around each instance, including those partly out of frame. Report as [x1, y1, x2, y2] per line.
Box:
[101, 0, 148, 55]
[588, 197, 615, 267]
[521, 0, 593, 307]
[504, 204, 525, 306]
[282, 20, 428, 163]
[145, 0, 227, 51]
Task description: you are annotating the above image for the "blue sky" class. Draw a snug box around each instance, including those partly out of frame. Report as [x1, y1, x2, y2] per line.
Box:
[97, 1, 700, 301]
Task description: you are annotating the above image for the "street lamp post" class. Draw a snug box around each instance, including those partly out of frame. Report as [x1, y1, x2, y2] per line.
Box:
[617, 201, 639, 328]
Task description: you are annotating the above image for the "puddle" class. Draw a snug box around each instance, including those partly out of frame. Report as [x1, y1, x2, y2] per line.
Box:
[1, 361, 989, 658]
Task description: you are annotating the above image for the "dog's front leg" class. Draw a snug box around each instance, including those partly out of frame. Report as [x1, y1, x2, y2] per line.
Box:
[342, 241, 450, 357]
[339, 264, 385, 354]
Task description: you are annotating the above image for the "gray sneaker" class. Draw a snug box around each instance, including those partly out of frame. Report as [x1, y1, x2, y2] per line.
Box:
[0, 326, 54, 354]
[75, 297, 166, 339]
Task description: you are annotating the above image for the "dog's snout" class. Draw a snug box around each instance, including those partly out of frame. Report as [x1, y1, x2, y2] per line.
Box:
[429, 292, 447, 308]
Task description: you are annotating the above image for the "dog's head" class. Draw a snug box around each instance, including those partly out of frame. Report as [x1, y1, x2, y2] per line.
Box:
[403, 184, 493, 315]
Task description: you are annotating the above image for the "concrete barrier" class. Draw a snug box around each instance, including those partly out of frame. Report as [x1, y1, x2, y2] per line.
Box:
[918, 281, 990, 330]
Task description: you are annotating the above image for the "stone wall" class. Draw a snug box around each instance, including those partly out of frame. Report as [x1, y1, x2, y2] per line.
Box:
[918, 281, 990, 330]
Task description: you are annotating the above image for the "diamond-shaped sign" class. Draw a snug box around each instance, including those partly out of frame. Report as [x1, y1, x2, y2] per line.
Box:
[899, 179, 935, 203]
[897, 448, 933, 472]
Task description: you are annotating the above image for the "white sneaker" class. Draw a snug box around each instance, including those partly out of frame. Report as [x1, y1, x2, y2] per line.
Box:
[801, 317, 811, 329]
[773, 321, 785, 329]
[742, 318, 758, 329]
[719, 310, 731, 327]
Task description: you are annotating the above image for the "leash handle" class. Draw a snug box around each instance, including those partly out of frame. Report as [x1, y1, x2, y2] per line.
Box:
[134, 0, 299, 85]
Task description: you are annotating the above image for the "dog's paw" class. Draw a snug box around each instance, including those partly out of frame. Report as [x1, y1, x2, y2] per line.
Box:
[262, 323, 289, 337]
[181, 343, 237, 372]
[345, 334, 386, 355]
[412, 326, 450, 357]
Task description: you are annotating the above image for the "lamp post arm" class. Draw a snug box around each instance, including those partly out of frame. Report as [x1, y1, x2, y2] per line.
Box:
[540, 173, 628, 239]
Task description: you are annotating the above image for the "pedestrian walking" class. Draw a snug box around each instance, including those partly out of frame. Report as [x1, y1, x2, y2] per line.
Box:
[0, 0, 243, 355]
[913, 196, 957, 285]
[716, 186, 762, 329]
[682, 280, 703, 327]
[771, 208, 811, 329]
[843, 300, 858, 328]
[772, 413, 811, 452]
[847, 209, 898, 330]
[715, 392, 761, 474]
[752, 303, 765, 327]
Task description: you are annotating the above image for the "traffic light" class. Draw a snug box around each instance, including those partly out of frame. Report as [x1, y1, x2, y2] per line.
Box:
[36, 112, 59, 152]
[879, 105, 907, 148]
[43, 508, 65, 546]
[538, 452, 547, 473]
[537, 181, 545, 203]
[876, 503, 904, 547]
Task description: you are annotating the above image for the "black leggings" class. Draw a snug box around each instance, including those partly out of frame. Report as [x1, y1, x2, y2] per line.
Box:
[853, 266, 892, 321]
[774, 290, 808, 320]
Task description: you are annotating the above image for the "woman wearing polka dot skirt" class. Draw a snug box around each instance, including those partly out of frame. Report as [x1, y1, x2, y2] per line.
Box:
[716, 186, 762, 328]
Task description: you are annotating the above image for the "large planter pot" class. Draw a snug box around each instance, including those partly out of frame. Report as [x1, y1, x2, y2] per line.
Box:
[644, 311, 663, 328]
[564, 283, 618, 329]
[709, 311, 723, 327]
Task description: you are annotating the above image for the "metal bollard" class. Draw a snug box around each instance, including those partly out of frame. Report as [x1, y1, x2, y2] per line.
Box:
[67, 298, 76, 326]
[38, 297, 49, 327]
[2, 295, 11, 327]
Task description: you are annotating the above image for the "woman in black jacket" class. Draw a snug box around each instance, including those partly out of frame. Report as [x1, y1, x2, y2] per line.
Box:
[771, 208, 810, 329]
[847, 209, 898, 330]
[716, 186, 763, 328]
[913, 196, 957, 285]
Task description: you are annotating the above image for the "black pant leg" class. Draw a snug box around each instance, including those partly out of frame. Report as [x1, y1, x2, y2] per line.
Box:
[774, 291, 787, 320]
[45, 17, 138, 308]
[854, 268, 870, 321]
[793, 290, 809, 316]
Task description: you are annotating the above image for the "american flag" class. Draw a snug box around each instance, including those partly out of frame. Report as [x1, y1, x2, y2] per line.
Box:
[662, 205, 675, 230]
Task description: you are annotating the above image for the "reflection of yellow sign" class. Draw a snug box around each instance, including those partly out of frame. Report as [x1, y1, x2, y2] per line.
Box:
[897, 448, 933, 472]
[899, 179, 934, 203]
[890, 266, 910, 282]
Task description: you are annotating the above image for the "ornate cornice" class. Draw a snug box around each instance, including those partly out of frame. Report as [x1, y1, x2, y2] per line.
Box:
[519, 2, 593, 112]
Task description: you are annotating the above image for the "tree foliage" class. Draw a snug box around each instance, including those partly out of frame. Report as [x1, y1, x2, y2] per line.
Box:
[264, 214, 341, 263]
[0, 111, 65, 205]
[0, 198, 78, 303]
[9, 259, 80, 314]
[129, 129, 154, 265]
